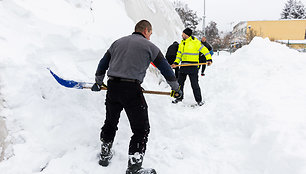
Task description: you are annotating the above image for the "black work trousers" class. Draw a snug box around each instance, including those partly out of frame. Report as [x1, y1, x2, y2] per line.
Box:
[178, 67, 202, 102]
[100, 79, 150, 155]
[174, 67, 179, 79]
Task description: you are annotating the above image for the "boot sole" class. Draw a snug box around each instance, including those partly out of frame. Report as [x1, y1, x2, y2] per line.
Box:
[98, 151, 114, 167]
[126, 168, 157, 174]
[99, 160, 109, 167]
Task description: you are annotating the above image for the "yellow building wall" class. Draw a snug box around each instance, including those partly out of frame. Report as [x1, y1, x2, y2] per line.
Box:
[246, 20, 306, 40]
[289, 44, 306, 49]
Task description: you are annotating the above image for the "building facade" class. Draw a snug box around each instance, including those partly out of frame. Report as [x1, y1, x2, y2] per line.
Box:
[232, 19, 306, 49]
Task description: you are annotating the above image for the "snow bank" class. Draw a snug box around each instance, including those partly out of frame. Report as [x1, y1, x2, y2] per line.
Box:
[0, 103, 8, 161]
[202, 37, 306, 174]
[0, 0, 183, 173]
[1, 0, 306, 173]
[124, 0, 184, 49]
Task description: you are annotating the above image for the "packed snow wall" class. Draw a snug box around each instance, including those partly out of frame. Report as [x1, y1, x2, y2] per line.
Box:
[124, 0, 184, 49]
[0, 0, 183, 167]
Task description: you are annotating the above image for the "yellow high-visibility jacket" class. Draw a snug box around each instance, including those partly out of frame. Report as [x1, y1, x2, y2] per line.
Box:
[174, 36, 212, 65]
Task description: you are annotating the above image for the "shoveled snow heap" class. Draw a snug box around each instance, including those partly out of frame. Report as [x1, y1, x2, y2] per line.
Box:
[1, 0, 306, 174]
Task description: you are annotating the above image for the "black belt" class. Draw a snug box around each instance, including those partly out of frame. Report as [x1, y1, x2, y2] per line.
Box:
[108, 76, 140, 83]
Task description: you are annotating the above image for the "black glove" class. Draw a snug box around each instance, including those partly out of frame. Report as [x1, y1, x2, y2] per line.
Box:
[170, 87, 183, 99]
[91, 83, 101, 91]
[92, 75, 106, 91]
[91, 82, 107, 91]
[201, 73, 205, 76]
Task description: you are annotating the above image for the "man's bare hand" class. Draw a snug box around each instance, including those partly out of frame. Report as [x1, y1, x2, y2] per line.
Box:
[171, 64, 178, 68]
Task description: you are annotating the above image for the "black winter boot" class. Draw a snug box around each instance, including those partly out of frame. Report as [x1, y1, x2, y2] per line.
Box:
[126, 152, 156, 174]
[172, 98, 182, 104]
[98, 140, 113, 167]
[197, 101, 204, 106]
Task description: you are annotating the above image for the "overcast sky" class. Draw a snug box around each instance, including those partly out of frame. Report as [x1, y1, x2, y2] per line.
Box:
[172, 0, 306, 32]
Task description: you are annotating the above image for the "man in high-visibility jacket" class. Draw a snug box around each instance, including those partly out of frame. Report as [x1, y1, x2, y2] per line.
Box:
[171, 28, 212, 106]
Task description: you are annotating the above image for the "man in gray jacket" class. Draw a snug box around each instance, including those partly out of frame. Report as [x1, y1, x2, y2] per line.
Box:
[91, 20, 182, 174]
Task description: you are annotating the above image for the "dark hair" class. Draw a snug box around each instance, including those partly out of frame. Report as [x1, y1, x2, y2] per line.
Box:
[135, 20, 152, 33]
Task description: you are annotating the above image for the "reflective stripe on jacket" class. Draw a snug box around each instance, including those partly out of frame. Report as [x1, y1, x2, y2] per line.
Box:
[175, 36, 212, 65]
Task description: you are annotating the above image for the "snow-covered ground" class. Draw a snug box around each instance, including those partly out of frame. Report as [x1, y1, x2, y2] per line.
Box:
[0, 117, 8, 161]
[0, 93, 8, 161]
[1, 0, 306, 174]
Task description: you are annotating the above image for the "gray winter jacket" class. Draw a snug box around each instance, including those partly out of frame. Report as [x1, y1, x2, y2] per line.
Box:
[95, 32, 179, 91]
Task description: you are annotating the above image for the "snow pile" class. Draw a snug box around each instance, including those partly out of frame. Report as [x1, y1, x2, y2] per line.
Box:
[1, 0, 306, 173]
[0, 0, 183, 173]
[202, 37, 306, 174]
[124, 0, 183, 47]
